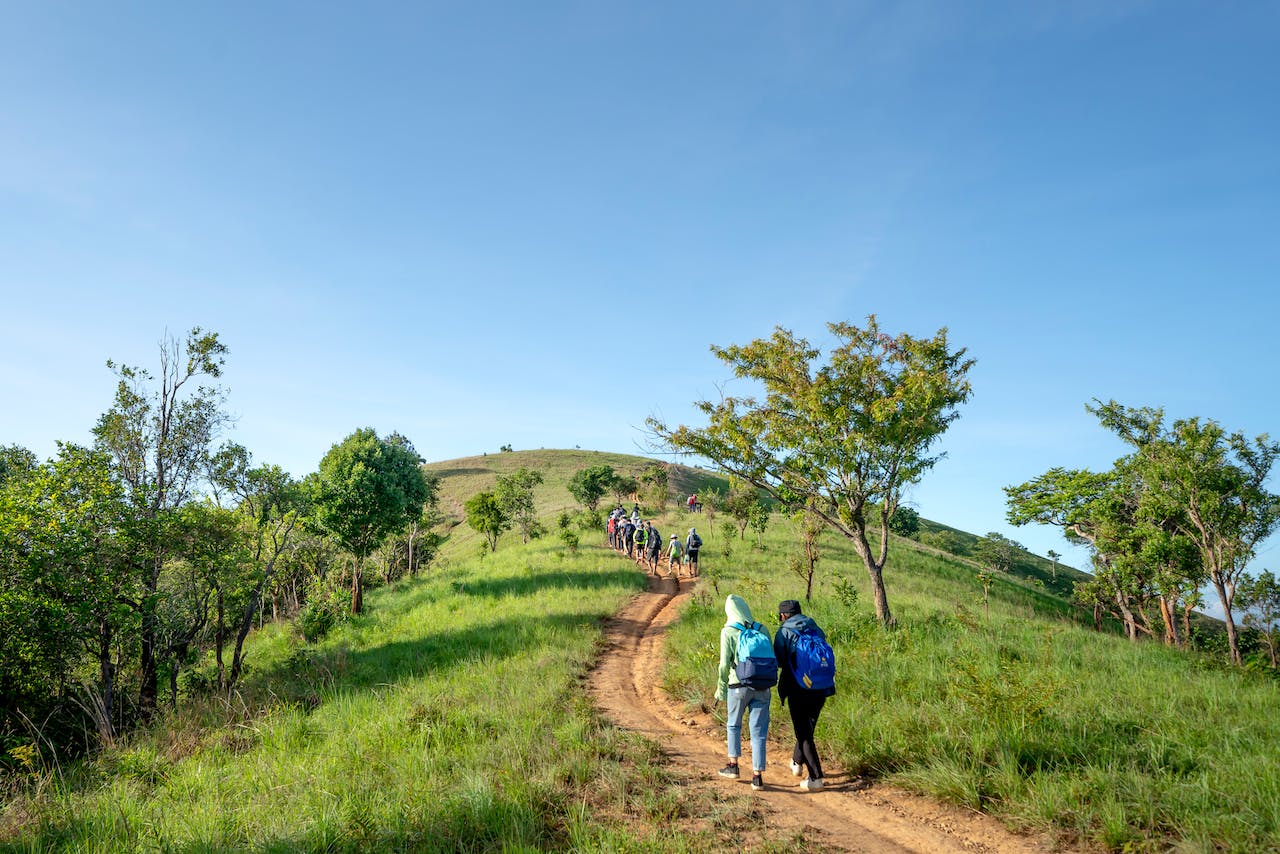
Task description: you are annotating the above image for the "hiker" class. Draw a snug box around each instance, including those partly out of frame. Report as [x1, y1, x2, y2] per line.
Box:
[685, 527, 702, 576]
[633, 522, 647, 567]
[646, 522, 662, 570]
[687, 493, 697, 511]
[622, 519, 636, 558]
[666, 534, 683, 576]
[716, 594, 776, 791]
[606, 514, 617, 549]
[773, 599, 837, 792]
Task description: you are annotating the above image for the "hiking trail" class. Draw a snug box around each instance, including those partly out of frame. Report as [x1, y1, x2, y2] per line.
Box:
[590, 573, 1057, 853]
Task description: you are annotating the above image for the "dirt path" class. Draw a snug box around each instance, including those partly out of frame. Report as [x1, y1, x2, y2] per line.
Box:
[591, 572, 1055, 853]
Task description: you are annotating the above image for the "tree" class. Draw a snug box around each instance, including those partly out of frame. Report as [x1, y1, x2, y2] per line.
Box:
[649, 317, 974, 625]
[92, 328, 229, 717]
[465, 491, 508, 552]
[313, 429, 431, 614]
[1046, 549, 1061, 579]
[1238, 570, 1280, 669]
[383, 433, 439, 577]
[974, 532, 1024, 575]
[495, 467, 545, 543]
[208, 443, 306, 689]
[0, 444, 37, 487]
[1091, 401, 1280, 665]
[567, 464, 615, 512]
[787, 506, 823, 600]
[723, 482, 760, 540]
[637, 463, 669, 510]
[749, 501, 770, 549]
[887, 506, 920, 538]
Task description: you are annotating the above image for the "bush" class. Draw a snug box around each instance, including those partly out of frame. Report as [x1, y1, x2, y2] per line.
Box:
[300, 604, 335, 643]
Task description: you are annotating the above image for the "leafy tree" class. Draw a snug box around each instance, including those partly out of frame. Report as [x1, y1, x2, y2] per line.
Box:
[649, 317, 974, 625]
[313, 429, 431, 614]
[1091, 401, 1280, 664]
[465, 490, 508, 552]
[611, 473, 639, 506]
[887, 506, 920, 538]
[208, 443, 306, 688]
[722, 482, 759, 540]
[0, 443, 137, 743]
[495, 467, 545, 543]
[1238, 570, 1280, 669]
[92, 327, 229, 716]
[974, 532, 1024, 575]
[0, 444, 37, 487]
[749, 501, 770, 549]
[787, 506, 823, 600]
[567, 464, 615, 512]
[637, 463, 669, 510]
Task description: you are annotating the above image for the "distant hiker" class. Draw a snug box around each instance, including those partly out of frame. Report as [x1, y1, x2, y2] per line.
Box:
[666, 534, 683, 576]
[685, 528, 702, 575]
[716, 594, 775, 791]
[623, 519, 636, 557]
[606, 515, 617, 549]
[646, 522, 662, 570]
[773, 599, 837, 792]
[687, 493, 697, 511]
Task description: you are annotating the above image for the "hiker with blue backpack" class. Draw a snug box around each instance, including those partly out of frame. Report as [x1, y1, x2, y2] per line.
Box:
[715, 594, 777, 791]
[773, 599, 837, 792]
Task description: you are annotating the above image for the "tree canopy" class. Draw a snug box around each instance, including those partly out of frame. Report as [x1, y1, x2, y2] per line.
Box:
[649, 317, 974, 624]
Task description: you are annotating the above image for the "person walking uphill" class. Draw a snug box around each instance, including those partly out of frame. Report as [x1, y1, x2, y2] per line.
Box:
[715, 594, 777, 791]
[773, 599, 837, 791]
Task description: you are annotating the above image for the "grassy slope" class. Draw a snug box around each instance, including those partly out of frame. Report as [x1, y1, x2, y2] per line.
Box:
[4, 449, 1277, 853]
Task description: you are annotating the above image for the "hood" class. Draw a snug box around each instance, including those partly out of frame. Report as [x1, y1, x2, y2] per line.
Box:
[724, 594, 754, 626]
[783, 613, 820, 634]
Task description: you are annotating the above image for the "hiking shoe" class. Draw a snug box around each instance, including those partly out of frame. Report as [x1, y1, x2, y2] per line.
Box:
[800, 777, 824, 792]
[717, 763, 740, 779]
[751, 774, 764, 791]
[789, 760, 803, 777]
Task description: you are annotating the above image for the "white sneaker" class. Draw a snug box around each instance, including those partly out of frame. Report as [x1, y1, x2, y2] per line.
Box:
[789, 760, 802, 777]
[800, 777, 824, 792]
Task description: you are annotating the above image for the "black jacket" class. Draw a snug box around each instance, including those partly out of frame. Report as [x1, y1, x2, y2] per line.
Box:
[773, 613, 837, 704]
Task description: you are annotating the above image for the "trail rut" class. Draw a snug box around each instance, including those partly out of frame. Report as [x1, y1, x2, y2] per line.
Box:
[590, 573, 1055, 853]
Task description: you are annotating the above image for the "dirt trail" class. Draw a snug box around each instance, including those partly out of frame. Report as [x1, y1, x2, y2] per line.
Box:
[591, 572, 1054, 853]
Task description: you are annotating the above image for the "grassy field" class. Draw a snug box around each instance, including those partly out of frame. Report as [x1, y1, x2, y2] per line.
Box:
[4, 449, 1279, 852]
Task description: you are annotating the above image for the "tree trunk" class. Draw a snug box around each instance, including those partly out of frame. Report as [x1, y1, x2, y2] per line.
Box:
[1114, 590, 1138, 641]
[1158, 595, 1180, 647]
[215, 585, 226, 690]
[227, 588, 263, 690]
[1210, 575, 1242, 665]
[351, 556, 364, 614]
[138, 561, 161, 718]
[98, 622, 116, 743]
[408, 523, 418, 576]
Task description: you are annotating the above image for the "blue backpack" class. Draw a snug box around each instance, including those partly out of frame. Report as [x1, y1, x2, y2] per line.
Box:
[791, 628, 836, 691]
[733, 622, 778, 689]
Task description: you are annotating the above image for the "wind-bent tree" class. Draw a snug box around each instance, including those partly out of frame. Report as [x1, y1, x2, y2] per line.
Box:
[974, 532, 1025, 576]
[567, 464, 615, 511]
[649, 317, 974, 625]
[465, 490, 508, 552]
[313, 429, 431, 614]
[495, 467, 544, 543]
[1046, 549, 1061, 579]
[92, 327, 229, 716]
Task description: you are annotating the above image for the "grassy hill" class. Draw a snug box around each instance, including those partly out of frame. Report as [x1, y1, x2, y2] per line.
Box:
[4, 449, 1278, 852]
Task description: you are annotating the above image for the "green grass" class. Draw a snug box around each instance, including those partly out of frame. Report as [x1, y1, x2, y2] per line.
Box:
[661, 507, 1280, 853]
[5, 448, 1279, 853]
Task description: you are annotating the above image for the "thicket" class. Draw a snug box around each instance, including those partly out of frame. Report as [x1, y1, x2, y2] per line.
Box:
[0, 330, 436, 771]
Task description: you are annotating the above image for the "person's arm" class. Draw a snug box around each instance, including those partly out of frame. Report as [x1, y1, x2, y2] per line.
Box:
[715, 626, 735, 702]
[773, 627, 790, 705]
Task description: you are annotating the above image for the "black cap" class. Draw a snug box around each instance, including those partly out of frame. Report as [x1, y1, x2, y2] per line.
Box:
[778, 599, 801, 617]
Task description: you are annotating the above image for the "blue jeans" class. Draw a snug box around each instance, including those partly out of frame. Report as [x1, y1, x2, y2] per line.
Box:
[726, 686, 771, 772]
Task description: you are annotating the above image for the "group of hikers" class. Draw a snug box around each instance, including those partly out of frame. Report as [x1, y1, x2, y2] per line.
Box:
[605, 504, 836, 793]
[605, 504, 702, 578]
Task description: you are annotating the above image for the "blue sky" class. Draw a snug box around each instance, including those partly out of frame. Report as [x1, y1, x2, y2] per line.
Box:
[3, 2, 1279, 579]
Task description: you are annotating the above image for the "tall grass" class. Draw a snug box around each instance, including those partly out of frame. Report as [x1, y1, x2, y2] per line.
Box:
[661, 509, 1280, 853]
[1, 532, 737, 852]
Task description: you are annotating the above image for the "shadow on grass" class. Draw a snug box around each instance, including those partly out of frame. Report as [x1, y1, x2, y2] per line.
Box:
[427, 466, 493, 479]
[452, 567, 640, 600]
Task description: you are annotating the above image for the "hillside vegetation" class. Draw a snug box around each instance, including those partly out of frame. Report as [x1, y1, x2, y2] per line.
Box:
[4, 449, 1278, 853]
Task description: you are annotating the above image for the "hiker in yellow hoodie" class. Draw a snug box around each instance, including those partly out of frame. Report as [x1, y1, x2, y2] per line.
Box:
[715, 594, 776, 791]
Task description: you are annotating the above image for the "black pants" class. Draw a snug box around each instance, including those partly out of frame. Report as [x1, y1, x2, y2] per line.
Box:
[788, 691, 827, 779]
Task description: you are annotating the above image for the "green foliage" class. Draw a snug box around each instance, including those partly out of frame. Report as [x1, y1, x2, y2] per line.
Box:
[558, 529, 579, 554]
[637, 462, 669, 510]
[748, 501, 770, 548]
[718, 521, 735, 560]
[919, 529, 971, 556]
[494, 467, 545, 544]
[566, 464, 615, 511]
[974, 532, 1025, 574]
[464, 490, 508, 553]
[888, 506, 921, 537]
[313, 428, 431, 613]
[649, 316, 974, 624]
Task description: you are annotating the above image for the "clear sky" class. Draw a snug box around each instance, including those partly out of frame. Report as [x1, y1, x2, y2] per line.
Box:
[3, 2, 1279, 579]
